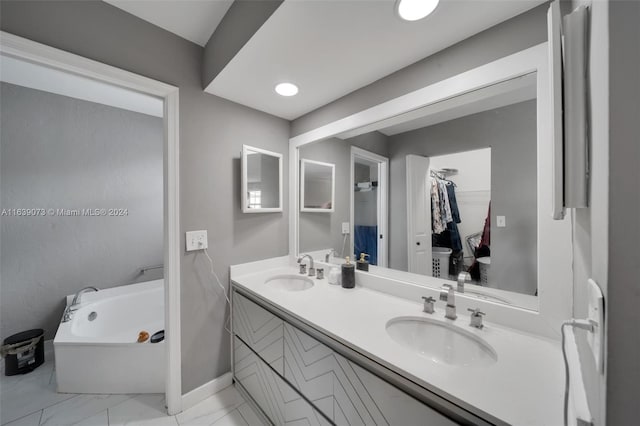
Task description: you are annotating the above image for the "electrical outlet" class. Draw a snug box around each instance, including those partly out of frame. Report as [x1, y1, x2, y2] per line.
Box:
[496, 216, 506, 227]
[186, 230, 208, 251]
[342, 222, 350, 235]
[587, 278, 604, 373]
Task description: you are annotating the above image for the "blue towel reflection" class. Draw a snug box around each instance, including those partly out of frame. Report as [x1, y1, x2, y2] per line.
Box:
[354, 225, 378, 265]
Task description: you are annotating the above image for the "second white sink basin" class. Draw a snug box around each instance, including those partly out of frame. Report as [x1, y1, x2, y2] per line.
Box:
[386, 317, 497, 367]
[265, 275, 314, 291]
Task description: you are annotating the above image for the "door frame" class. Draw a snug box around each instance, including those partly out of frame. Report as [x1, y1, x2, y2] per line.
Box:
[350, 147, 389, 267]
[0, 32, 183, 414]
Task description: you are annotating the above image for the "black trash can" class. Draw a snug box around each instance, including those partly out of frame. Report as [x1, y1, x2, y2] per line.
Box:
[2, 329, 45, 376]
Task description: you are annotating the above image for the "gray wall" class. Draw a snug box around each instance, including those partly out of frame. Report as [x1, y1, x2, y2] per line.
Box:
[606, 1, 640, 422]
[0, 0, 290, 393]
[299, 132, 389, 257]
[290, 3, 548, 137]
[568, 0, 640, 424]
[388, 100, 538, 295]
[0, 82, 163, 341]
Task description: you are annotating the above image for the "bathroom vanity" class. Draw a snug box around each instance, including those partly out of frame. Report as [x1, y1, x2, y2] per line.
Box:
[233, 32, 574, 426]
[230, 257, 564, 425]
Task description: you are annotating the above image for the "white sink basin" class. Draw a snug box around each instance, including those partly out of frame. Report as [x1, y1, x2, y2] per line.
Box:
[265, 275, 314, 291]
[386, 317, 497, 366]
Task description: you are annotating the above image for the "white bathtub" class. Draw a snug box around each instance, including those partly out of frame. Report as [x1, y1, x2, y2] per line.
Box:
[54, 280, 165, 394]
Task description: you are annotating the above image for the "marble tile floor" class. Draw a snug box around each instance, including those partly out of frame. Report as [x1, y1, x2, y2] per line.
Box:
[0, 345, 265, 426]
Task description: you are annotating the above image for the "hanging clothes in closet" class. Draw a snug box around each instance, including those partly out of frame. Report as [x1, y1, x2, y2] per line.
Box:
[430, 173, 463, 253]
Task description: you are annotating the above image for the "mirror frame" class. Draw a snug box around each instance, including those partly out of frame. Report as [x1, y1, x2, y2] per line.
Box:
[300, 158, 336, 213]
[289, 42, 573, 338]
[241, 144, 283, 213]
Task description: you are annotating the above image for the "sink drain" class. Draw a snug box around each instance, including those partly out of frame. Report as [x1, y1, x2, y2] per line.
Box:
[88, 311, 97, 321]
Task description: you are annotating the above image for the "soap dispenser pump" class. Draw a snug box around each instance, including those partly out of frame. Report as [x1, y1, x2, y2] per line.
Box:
[356, 253, 370, 272]
[341, 256, 355, 289]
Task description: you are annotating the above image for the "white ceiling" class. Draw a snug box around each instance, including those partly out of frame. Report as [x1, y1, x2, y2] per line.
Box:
[103, 0, 233, 46]
[0, 55, 163, 117]
[205, 0, 545, 120]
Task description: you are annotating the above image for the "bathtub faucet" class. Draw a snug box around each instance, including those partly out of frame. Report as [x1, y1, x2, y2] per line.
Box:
[62, 286, 99, 322]
[71, 286, 99, 308]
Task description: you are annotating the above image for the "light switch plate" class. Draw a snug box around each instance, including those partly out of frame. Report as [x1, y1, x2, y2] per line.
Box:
[342, 222, 350, 235]
[587, 278, 604, 373]
[186, 230, 208, 251]
[496, 216, 506, 227]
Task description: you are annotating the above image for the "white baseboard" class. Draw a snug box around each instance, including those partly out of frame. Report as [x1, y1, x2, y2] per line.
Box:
[181, 372, 233, 412]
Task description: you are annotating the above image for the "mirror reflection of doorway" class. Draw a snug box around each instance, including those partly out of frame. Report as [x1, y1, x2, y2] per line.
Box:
[351, 147, 388, 267]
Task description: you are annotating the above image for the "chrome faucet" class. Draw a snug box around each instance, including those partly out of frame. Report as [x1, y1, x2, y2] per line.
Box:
[325, 249, 339, 263]
[297, 254, 315, 277]
[70, 286, 99, 309]
[457, 272, 471, 293]
[439, 284, 457, 320]
[62, 286, 99, 322]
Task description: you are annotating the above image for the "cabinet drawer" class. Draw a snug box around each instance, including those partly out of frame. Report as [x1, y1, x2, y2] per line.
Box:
[233, 291, 284, 374]
[284, 322, 456, 426]
[333, 353, 457, 426]
[234, 336, 331, 426]
[284, 323, 335, 421]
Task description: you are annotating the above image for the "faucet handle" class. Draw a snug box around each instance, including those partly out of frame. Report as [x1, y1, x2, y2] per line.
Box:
[467, 308, 485, 329]
[421, 296, 436, 314]
[299, 264, 307, 274]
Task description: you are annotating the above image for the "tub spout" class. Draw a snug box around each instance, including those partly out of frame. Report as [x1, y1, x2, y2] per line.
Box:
[70, 286, 99, 308]
[63, 286, 99, 323]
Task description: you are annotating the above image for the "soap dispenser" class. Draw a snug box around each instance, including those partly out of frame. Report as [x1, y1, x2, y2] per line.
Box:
[328, 266, 341, 285]
[356, 253, 370, 272]
[341, 256, 355, 289]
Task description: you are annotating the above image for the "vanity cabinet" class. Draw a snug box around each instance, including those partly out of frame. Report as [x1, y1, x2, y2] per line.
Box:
[232, 292, 284, 374]
[232, 289, 456, 426]
[234, 336, 331, 426]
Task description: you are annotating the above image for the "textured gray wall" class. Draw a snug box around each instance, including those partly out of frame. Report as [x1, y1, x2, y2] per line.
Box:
[0, 82, 163, 341]
[290, 3, 548, 137]
[0, 0, 289, 393]
[387, 100, 537, 295]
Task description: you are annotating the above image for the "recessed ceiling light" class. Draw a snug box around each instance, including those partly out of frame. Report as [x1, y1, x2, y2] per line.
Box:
[396, 0, 439, 21]
[275, 82, 299, 97]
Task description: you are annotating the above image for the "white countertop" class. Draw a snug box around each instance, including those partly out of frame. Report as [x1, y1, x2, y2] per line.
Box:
[231, 260, 564, 426]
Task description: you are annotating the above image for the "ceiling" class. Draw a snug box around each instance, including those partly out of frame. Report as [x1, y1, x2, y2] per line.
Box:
[102, 0, 545, 121]
[205, 0, 544, 120]
[0, 55, 163, 117]
[103, 0, 233, 46]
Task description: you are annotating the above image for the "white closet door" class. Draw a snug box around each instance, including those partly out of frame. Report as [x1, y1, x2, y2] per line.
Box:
[406, 155, 432, 275]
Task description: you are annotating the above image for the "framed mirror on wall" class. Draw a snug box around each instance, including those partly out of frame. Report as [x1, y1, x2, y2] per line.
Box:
[289, 43, 573, 331]
[300, 159, 335, 212]
[241, 145, 283, 213]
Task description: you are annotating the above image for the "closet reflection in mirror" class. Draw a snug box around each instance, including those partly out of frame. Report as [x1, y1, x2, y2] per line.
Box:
[298, 73, 538, 298]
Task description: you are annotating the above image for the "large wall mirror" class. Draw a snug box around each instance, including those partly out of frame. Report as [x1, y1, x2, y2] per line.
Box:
[291, 44, 573, 318]
[241, 145, 283, 213]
